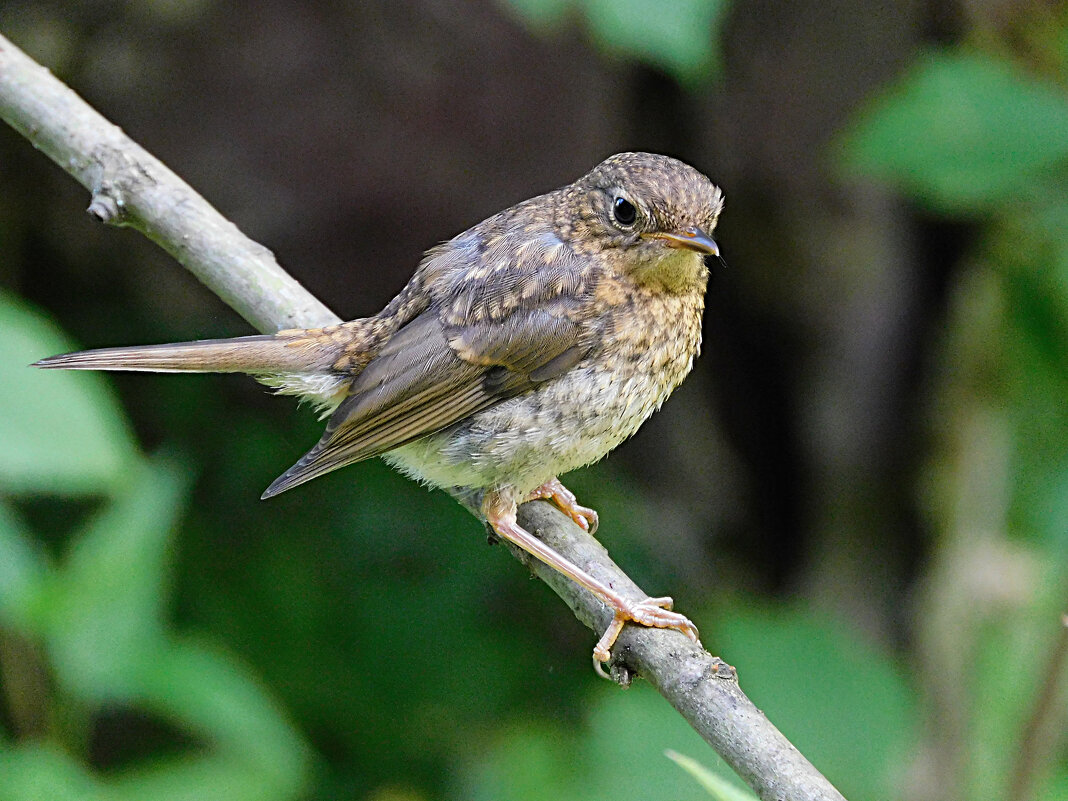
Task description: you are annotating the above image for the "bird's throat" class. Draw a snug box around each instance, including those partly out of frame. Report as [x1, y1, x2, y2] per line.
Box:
[633, 248, 709, 294]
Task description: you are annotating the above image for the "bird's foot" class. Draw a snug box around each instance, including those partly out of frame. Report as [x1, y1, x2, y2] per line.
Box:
[482, 488, 698, 671]
[593, 595, 700, 664]
[525, 478, 599, 534]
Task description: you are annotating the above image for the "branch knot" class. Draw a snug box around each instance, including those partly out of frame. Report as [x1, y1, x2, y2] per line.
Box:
[87, 190, 124, 223]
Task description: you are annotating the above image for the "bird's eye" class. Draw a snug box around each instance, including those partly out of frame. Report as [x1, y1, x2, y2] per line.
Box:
[612, 196, 637, 227]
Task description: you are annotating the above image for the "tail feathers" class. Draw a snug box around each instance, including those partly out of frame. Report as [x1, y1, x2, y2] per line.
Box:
[33, 333, 341, 375]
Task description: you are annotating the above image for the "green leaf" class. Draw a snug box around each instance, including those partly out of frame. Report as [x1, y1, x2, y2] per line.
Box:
[580, 0, 727, 84]
[838, 50, 1068, 213]
[0, 500, 50, 631]
[139, 639, 310, 790]
[499, 0, 728, 84]
[42, 458, 187, 701]
[107, 755, 298, 801]
[28, 456, 309, 798]
[665, 750, 759, 801]
[0, 290, 136, 495]
[462, 683, 750, 801]
[0, 743, 102, 801]
[585, 683, 744, 800]
[717, 605, 917, 801]
[462, 723, 588, 801]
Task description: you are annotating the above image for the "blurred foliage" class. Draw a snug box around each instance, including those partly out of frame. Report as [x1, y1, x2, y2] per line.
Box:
[456, 604, 914, 801]
[837, 24, 1068, 801]
[840, 51, 1068, 214]
[499, 0, 729, 85]
[0, 291, 310, 801]
[717, 607, 915, 800]
[0, 283, 919, 798]
[2, 2, 1068, 801]
[0, 297, 134, 495]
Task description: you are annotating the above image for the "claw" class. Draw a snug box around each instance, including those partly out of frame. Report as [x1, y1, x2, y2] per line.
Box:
[525, 478, 599, 533]
[593, 596, 699, 664]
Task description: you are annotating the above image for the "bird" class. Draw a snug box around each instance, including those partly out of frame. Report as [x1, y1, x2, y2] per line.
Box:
[35, 152, 724, 666]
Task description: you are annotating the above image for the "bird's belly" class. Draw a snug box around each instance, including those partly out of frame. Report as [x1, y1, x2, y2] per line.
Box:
[382, 359, 683, 495]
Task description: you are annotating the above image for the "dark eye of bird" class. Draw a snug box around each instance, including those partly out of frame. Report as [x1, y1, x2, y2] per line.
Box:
[612, 196, 637, 227]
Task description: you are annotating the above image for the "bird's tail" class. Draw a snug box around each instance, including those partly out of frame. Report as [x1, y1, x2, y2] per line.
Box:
[33, 332, 343, 375]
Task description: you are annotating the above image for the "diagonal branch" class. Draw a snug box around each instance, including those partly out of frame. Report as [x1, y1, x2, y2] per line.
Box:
[0, 33, 845, 801]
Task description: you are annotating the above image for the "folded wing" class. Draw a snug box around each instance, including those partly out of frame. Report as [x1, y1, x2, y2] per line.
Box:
[262, 250, 594, 498]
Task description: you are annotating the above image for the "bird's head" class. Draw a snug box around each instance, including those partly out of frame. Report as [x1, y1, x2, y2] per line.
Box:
[565, 152, 725, 292]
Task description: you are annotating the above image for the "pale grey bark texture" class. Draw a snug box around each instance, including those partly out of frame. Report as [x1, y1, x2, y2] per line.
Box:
[0, 33, 845, 801]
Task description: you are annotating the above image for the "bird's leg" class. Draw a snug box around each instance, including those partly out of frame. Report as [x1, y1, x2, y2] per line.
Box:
[524, 477, 599, 533]
[482, 488, 699, 663]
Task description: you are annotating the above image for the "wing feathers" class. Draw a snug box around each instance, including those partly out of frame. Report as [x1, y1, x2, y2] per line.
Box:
[262, 245, 596, 498]
[261, 380, 492, 498]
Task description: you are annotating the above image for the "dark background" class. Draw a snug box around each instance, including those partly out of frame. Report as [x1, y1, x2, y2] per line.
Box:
[1, 2, 1065, 801]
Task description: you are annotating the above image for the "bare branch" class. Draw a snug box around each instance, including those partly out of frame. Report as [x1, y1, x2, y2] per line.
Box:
[0, 33, 845, 801]
[0, 36, 336, 333]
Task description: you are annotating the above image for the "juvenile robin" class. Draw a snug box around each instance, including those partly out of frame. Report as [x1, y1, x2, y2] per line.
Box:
[36, 152, 724, 665]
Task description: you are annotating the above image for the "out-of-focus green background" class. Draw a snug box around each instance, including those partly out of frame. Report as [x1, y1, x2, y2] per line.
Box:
[1, 2, 1066, 800]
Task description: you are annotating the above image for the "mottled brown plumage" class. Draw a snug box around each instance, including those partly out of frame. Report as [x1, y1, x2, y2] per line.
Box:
[35, 152, 725, 665]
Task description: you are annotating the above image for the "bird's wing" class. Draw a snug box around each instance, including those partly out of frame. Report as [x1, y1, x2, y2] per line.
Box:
[262, 248, 593, 497]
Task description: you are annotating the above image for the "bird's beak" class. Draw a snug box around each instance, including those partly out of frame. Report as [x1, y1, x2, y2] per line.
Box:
[647, 227, 719, 257]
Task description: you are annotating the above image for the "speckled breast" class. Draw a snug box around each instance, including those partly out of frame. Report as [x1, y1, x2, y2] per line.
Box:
[384, 275, 706, 496]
